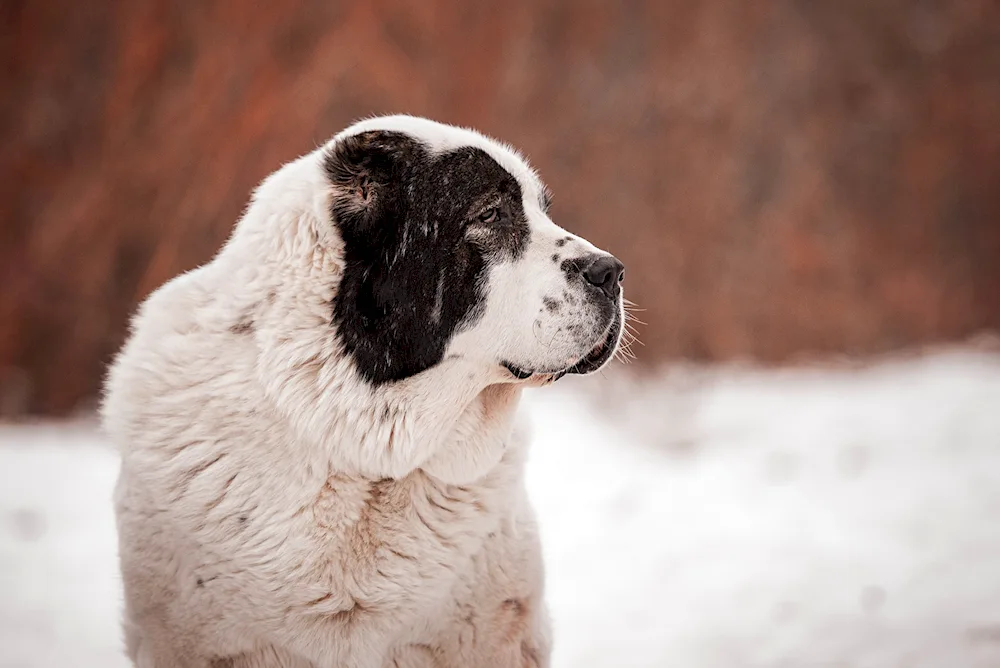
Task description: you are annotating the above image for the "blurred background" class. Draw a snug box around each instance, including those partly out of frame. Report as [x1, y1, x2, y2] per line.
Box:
[2, 2, 1000, 667]
[3, 0, 999, 417]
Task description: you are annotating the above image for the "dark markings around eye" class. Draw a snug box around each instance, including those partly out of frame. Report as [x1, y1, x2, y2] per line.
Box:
[325, 131, 532, 384]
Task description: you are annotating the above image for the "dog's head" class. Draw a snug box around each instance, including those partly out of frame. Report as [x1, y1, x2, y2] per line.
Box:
[322, 116, 625, 386]
[199, 116, 627, 481]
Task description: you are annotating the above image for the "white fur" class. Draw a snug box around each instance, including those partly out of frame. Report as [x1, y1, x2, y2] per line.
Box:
[103, 116, 622, 667]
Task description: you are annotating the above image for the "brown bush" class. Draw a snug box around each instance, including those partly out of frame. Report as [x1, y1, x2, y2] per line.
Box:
[2, 0, 999, 416]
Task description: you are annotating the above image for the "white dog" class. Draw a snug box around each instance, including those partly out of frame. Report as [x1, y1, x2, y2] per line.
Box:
[102, 115, 626, 668]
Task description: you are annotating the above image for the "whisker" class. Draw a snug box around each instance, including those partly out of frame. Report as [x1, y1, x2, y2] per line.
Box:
[624, 314, 648, 326]
[615, 349, 634, 362]
[621, 330, 639, 346]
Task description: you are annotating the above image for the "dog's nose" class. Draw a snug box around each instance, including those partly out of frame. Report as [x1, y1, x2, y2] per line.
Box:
[581, 254, 625, 300]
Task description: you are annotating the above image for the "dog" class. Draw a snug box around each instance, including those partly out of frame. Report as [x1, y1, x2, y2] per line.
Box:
[102, 115, 626, 667]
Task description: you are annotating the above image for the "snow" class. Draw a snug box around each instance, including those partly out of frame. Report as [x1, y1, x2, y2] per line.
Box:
[0, 425, 125, 668]
[3, 350, 1000, 667]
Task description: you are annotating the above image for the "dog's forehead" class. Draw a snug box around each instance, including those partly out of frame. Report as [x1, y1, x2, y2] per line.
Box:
[335, 115, 546, 202]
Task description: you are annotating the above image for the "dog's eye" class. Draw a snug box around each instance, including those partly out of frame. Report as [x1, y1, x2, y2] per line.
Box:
[478, 207, 500, 224]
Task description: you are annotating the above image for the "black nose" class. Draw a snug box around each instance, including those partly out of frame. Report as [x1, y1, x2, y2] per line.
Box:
[581, 254, 625, 299]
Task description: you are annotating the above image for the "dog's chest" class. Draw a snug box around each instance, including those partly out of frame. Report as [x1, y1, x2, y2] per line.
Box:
[300, 472, 503, 610]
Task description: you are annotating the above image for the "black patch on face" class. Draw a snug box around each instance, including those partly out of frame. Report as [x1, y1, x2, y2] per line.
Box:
[325, 130, 531, 384]
[543, 296, 560, 312]
[551, 254, 559, 263]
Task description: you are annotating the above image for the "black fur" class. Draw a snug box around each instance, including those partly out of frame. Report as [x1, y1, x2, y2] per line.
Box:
[325, 130, 531, 384]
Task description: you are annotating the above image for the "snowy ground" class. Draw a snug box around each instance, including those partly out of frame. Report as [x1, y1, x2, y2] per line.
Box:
[2, 349, 1000, 668]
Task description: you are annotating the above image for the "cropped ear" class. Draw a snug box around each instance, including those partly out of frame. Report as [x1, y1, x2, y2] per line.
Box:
[323, 130, 422, 236]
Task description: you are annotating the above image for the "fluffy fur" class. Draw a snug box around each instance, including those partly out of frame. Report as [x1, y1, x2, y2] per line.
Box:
[103, 115, 625, 667]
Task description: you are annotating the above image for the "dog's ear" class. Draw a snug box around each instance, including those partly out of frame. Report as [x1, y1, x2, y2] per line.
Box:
[324, 130, 420, 237]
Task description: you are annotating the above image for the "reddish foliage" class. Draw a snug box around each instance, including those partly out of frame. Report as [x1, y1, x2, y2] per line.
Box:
[2, 0, 999, 415]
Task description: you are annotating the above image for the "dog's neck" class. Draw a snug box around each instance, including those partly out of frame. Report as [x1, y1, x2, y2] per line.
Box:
[259, 338, 523, 485]
[418, 381, 524, 485]
[222, 216, 526, 486]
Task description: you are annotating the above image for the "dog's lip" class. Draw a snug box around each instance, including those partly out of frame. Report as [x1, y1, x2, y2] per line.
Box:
[501, 361, 534, 380]
[501, 312, 621, 381]
[564, 315, 620, 376]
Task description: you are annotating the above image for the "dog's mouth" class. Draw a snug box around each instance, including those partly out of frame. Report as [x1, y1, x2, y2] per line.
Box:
[565, 314, 621, 375]
[501, 310, 622, 382]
